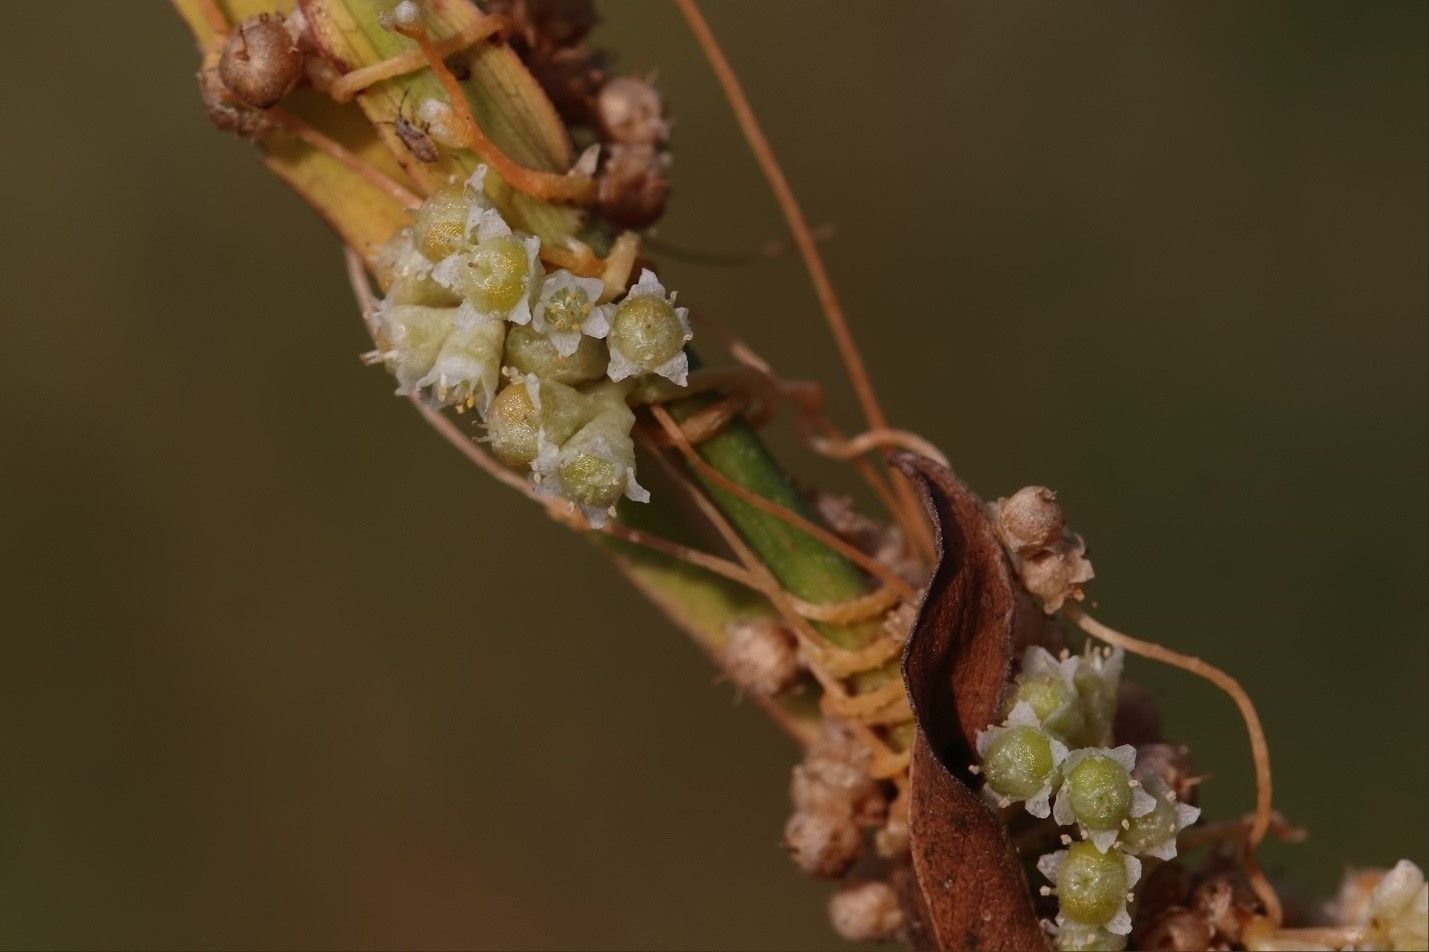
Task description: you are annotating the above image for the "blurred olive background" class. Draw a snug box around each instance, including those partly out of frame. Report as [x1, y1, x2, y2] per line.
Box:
[0, 2, 1423, 949]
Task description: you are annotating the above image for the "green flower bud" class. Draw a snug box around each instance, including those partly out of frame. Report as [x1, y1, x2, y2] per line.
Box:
[983, 726, 1056, 800]
[534, 392, 648, 526]
[975, 702, 1069, 817]
[374, 303, 456, 394]
[1037, 842, 1140, 934]
[486, 377, 595, 468]
[1119, 775, 1199, 860]
[448, 234, 537, 319]
[605, 269, 691, 384]
[504, 324, 608, 385]
[415, 313, 506, 413]
[1014, 672, 1089, 746]
[1073, 646, 1123, 748]
[412, 183, 469, 262]
[1065, 755, 1132, 832]
[1054, 746, 1155, 852]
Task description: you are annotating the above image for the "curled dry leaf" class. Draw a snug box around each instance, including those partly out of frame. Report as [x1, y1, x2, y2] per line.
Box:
[891, 453, 1050, 952]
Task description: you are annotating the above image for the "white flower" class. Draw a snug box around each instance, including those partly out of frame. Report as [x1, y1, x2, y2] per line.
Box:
[975, 701, 1070, 819]
[1038, 845, 1142, 937]
[414, 303, 506, 414]
[532, 269, 612, 357]
[1345, 860, 1429, 951]
[1117, 774, 1200, 861]
[606, 269, 692, 385]
[1053, 745, 1156, 853]
[372, 303, 458, 395]
[532, 404, 647, 527]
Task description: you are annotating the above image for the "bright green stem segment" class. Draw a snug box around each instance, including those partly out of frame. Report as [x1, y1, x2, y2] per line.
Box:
[666, 381, 883, 653]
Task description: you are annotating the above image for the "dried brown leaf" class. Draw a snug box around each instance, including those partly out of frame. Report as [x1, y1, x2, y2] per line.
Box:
[892, 453, 1050, 952]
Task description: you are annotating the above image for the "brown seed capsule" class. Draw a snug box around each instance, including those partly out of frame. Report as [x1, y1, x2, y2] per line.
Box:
[597, 142, 670, 229]
[783, 809, 861, 878]
[991, 485, 1066, 556]
[596, 76, 668, 146]
[218, 14, 303, 109]
[827, 880, 904, 942]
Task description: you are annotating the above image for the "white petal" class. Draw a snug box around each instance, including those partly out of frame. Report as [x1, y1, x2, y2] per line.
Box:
[624, 470, 650, 503]
[1108, 745, 1138, 773]
[626, 268, 666, 299]
[651, 351, 689, 386]
[1122, 853, 1142, 888]
[1036, 850, 1067, 883]
[1025, 785, 1053, 819]
[1005, 701, 1041, 729]
[1087, 827, 1119, 853]
[1131, 787, 1157, 818]
[1052, 783, 1074, 825]
[548, 328, 582, 357]
[581, 304, 612, 339]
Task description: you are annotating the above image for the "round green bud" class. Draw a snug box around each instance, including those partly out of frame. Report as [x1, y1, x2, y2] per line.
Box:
[413, 184, 469, 262]
[558, 449, 625, 510]
[1057, 842, 1129, 926]
[1120, 792, 1178, 856]
[454, 234, 530, 315]
[486, 382, 540, 467]
[1065, 755, 1133, 832]
[1074, 656, 1120, 748]
[609, 296, 685, 372]
[503, 324, 607, 384]
[982, 725, 1056, 800]
[1014, 673, 1089, 745]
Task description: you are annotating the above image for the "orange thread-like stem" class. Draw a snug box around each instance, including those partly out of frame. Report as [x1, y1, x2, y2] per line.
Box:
[672, 0, 935, 563]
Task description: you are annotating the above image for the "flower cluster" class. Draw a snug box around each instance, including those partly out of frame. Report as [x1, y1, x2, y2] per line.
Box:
[369, 167, 692, 525]
[975, 646, 1200, 950]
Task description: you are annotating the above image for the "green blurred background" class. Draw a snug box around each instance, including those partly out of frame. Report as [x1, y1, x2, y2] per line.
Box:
[0, 2, 1424, 948]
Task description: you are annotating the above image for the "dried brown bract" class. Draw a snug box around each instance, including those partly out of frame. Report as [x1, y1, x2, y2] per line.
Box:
[597, 142, 671, 229]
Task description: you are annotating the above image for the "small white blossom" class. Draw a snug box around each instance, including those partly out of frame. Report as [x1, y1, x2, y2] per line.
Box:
[414, 303, 506, 414]
[1348, 860, 1429, 951]
[532, 270, 612, 357]
[1038, 847, 1142, 937]
[606, 269, 692, 385]
[975, 701, 1070, 819]
[1053, 745, 1156, 852]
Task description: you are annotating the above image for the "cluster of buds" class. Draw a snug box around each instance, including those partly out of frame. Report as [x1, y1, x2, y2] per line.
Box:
[974, 646, 1200, 950]
[370, 166, 692, 524]
[990, 486, 1095, 613]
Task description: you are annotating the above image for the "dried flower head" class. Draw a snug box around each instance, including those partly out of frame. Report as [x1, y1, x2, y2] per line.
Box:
[722, 618, 800, 697]
[991, 485, 1066, 556]
[1021, 534, 1095, 613]
[827, 880, 903, 942]
[218, 13, 303, 109]
[783, 809, 861, 879]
